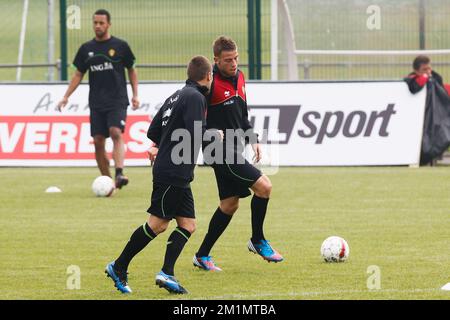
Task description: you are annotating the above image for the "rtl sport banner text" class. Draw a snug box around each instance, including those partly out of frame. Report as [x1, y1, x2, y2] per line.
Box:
[0, 82, 426, 166]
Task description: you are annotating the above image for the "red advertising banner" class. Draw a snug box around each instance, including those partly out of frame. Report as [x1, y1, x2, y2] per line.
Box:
[0, 115, 150, 160]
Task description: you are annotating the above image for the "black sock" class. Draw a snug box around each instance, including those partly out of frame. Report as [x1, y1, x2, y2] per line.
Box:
[251, 195, 269, 243]
[161, 227, 191, 276]
[196, 207, 232, 257]
[114, 223, 157, 271]
[115, 168, 123, 177]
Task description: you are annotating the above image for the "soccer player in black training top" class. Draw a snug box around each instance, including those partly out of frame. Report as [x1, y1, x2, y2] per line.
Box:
[106, 56, 215, 295]
[57, 9, 139, 189]
[192, 36, 283, 271]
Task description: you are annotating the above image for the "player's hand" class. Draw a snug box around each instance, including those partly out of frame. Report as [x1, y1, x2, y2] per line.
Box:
[217, 130, 224, 141]
[131, 96, 140, 110]
[205, 129, 224, 142]
[252, 143, 262, 163]
[56, 97, 68, 112]
[147, 146, 158, 165]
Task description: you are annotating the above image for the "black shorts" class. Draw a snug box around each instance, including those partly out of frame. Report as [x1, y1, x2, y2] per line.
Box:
[90, 107, 127, 138]
[212, 159, 262, 200]
[147, 182, 195, 220]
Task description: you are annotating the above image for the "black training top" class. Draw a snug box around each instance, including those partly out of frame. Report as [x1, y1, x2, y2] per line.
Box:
[73, 36, 136, 110]
[147, 80, 208, 188]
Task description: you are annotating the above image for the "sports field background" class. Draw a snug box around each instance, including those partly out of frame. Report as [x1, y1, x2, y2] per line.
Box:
[1, 0, 449, 301]
[0, 0, 271, 81]
[282, 0, 450, 80]
[2, 0, 450, 81]
[0, 166, 449, 300]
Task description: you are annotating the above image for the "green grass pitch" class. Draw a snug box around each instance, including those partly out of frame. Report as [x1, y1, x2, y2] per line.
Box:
[0, 166, 449, 300]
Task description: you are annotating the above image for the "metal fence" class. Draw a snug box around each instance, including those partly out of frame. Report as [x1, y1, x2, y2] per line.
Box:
[278, 0, 450, 81]
[0, 0, 271, 82]
[2, 0, 450, 82]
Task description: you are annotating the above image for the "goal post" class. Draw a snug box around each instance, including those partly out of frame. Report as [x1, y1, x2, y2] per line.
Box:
[272, 0, 450, 81]
[271, 0, 298, 81]
[16, 0, 29, 82]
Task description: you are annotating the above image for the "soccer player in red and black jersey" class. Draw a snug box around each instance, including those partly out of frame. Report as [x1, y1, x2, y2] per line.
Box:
[57, 9, 139, 189]
[193, 36, 283, 271]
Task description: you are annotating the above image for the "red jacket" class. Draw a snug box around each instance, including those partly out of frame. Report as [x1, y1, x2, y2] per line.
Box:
[405, 70, 445, 94]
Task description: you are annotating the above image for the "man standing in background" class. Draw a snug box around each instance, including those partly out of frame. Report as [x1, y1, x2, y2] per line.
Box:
[405, 55, 450, 166]
[57, 9, 139, 189]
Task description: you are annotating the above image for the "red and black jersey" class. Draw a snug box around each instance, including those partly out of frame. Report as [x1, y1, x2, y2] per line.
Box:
[207, 64, 257, 144]
[405, 70, 444, 94]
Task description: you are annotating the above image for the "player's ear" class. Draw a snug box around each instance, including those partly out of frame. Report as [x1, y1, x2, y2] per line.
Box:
[207, 70, 212, 82]
[213, 56, 219, 64]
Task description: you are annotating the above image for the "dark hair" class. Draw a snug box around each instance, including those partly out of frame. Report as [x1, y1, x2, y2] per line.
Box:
[413, 55, 430, 71]
[213, 36, 237, 57]
[93, 9, 111, 23]
[187, 55, 212, 82]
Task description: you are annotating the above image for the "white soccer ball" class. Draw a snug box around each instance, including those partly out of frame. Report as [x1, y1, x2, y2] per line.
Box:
[91, 176, 115, 197]
[321, 236, 349, 262]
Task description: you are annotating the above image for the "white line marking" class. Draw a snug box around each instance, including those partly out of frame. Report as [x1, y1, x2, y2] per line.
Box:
[202, 288, 442, 300]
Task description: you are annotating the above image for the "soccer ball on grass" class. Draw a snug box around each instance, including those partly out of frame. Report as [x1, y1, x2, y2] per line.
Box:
[92, 176, 115, 197]
[320, 236, 349, 262]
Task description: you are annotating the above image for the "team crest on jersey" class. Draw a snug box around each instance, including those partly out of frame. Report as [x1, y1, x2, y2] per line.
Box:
[108, 49, 115, 57]
[162, 107, 173, 119]
[224, 91, 230, 98]
[162, 107, 172, 126]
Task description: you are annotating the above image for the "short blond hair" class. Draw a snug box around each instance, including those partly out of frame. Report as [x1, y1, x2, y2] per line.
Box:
[213, 36, 237, 57]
